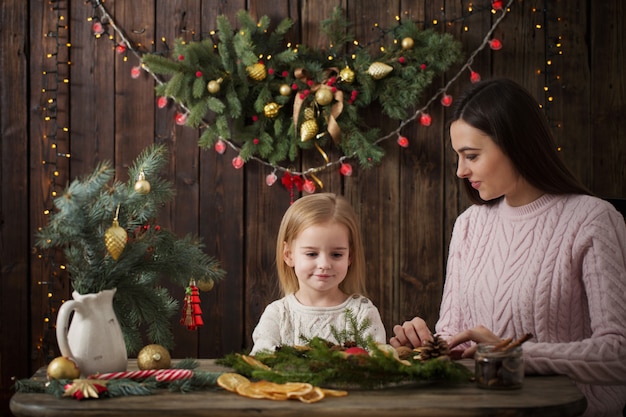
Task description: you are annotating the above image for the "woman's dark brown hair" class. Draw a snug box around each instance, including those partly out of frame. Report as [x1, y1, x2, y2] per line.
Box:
[450, 78, 591, 205]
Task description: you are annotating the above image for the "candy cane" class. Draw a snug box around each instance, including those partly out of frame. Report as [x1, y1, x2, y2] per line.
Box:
[91, 368, 193, 381]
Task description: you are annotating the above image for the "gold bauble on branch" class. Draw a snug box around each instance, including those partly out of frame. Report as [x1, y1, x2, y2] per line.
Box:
[279, 83, 292, 96]
[196, 279, 215, 292]
[137, 344, 171, 370]
[134, 171, 151, 194]
[401, 37, 415, 50]
[315, 87, 333, 106]
[104, 210, 127, 261]
[339, 66, 355, 83]
[246, 63, 267, 81]
[367, 62, 393, 80]
[207, 78, 222, 94]
[300, 119, 319, 142]
[263, 102, 281, 118]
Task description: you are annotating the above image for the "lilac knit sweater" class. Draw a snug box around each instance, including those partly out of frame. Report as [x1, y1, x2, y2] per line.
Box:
[436, 194, 626, 417]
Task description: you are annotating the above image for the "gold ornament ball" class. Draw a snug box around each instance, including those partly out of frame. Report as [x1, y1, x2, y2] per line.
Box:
[47, 356, 81, 380]
[314, 87, 333, 106]
[207, 80, 221, 94]
[279, 83, 292, 96]
[134, 178, 151, 194]
[197, 279, 215, 292]
[137, 344, 171, 370]
[339, 66, 355, 83]
[401, 37, 415, 50]
[246, 63, 267, 81]
[263, 102, 280, 118]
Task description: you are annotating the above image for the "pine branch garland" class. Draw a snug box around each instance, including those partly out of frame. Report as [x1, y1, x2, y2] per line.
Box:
[141, 7, 463, 169]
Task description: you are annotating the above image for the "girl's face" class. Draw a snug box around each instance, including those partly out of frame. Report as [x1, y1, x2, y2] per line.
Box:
[283, 221, 351, 301]
[450, 120, 538, 206]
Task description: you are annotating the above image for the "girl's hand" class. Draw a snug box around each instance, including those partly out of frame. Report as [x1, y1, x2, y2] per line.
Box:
[448, 325, 501, 358]
[390, 317, 433, 348]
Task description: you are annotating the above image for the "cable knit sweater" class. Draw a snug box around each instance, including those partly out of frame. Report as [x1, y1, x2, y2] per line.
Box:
[250, 293, 386, 355]
[435, 194, 626, 417]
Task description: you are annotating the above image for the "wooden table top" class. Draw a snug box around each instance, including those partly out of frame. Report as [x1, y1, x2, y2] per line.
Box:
[10, 359, 587, 417]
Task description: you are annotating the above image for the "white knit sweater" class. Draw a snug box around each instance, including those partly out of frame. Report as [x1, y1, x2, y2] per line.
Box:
[436, 194, 626, 417]
[250, 293, 386, 355]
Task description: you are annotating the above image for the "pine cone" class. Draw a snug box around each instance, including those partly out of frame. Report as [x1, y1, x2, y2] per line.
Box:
[420, 335, 450, 360]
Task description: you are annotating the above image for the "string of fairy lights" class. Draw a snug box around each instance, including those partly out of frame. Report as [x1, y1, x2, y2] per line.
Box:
[35, 0, 567, 359]
[36, 0, 72, 362]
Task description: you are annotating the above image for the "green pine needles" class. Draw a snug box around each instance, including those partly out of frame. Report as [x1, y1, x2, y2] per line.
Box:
[36, 144, 225, 353]
[141, 7, 462, 169]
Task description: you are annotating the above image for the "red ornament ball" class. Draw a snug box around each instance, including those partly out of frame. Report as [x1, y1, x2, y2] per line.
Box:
[232, 156, 244, 169]
[339, 163, 353, 177]
[397, 136, 409, 148]
[214, 139, 226, 154]
[157, 96, 168, 109]
[419, 113, 432, 127]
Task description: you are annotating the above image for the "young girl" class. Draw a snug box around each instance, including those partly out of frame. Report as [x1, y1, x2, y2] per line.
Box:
[250, 193, 386, 355]
[390, 79, 626, 417]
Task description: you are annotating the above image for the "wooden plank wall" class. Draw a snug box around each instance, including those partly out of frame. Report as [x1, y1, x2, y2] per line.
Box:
[1, 0, 625, 415]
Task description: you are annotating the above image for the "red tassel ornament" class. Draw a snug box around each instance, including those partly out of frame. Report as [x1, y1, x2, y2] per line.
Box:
[181, 280, 203, 330]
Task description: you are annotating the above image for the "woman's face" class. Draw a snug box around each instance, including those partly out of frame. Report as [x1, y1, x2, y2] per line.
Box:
[450, 120, 530, 206]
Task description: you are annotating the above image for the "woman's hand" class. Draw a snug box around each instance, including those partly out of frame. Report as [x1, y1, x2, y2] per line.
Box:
[389, 317, 433, 348]
[448, 325, 501, 358]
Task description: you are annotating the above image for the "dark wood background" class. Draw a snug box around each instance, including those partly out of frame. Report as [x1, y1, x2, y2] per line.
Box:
[1, 0, 624, 415]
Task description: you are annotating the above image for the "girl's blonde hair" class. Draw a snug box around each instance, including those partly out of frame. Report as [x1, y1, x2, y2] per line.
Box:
[275, 193, 367, 297]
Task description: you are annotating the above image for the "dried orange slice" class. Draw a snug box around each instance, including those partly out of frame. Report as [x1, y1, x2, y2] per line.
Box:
[217, 372, 250, 392]
[320, 387, 348, 397]
[296, 386, 325, 403]
[240, 355, 272, 370]
[236, 382, 269, 399]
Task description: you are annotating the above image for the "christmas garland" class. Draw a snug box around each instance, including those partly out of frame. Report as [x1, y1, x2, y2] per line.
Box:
[86, 0, 514, 189]
[141, 7, 463, 171]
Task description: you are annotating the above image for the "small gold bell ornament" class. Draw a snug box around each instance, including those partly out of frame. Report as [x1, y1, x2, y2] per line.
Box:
[137, 344, 171, 370]
[263, 102, 281, 118]
[104, 205, 127, 260]
[339, 66, 355, 83]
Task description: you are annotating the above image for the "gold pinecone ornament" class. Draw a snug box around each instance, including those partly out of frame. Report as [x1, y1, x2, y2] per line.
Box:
[367, 62, 393, 80]
[104, 207, 127, 260]
[419, 335, 451, 360]
[300, 119, 319, 142]
[246, 63, 267, 81]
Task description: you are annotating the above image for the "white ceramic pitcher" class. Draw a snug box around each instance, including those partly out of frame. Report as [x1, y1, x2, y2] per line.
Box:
[56, 288, 128, 377]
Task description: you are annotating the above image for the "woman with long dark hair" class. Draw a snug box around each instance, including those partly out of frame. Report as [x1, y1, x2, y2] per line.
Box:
[391, 79, 626, 417]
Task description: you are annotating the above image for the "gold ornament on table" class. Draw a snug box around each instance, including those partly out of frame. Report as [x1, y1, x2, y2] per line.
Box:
[279, 83, 292, 96]
[264, 102, 281, 118]
[401, 37, 415, 50]
[246, 62, 267, 81]
[134, 171, 151, 195]
[137, 344, 172, 370]
[104, 205, 127, 260]
[367, 62, 393, 80]
[314, 86, 334, 106]
[300, 119, 319, 142]
[47, 356, 81, 380]
[207, 77, 223, 94]
[339, 66, 355, 83]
